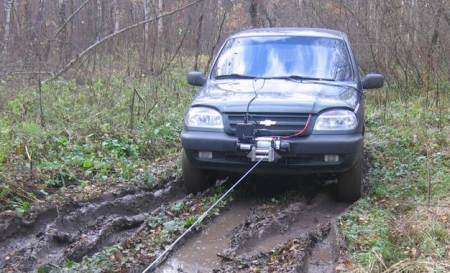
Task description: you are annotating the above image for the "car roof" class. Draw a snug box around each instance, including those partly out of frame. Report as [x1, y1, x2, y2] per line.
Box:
[230, 27, 346, 40]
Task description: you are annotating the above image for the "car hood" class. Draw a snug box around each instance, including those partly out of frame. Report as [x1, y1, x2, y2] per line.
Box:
[191, 79, 360, 113]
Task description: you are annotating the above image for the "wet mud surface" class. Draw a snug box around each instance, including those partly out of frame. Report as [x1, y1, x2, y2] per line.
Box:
[0, 173, 357, 272]
[0, 184, 187, 271]
[158, 176, 352, 273]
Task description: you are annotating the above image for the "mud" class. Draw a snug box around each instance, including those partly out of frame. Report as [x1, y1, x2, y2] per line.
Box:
[0, 183, 186, 271]
[307, 221, 341, 273]
[157, 176, 352, 272]
[1, 172, 356, 272]
[157, 200, 252, 272]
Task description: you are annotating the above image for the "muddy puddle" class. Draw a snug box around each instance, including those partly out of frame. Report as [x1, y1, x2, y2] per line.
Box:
[307, 221, 340, 273]
[154, 176, 351, 272]
[237, 191, 347, 256]
[157, 200, 253, 272]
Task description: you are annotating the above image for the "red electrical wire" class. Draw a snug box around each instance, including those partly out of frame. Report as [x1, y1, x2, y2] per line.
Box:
[276, 113, 312, 139]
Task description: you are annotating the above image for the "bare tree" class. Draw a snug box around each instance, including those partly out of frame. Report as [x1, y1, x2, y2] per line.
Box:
[58, 0, 67, 65]
[142, 0, 150, 72]
[249, 0, 273, 28]
[205, 3, 231, 71]
[194, 1, 205, 71]
[157, 0, 164, 43]
[48, 0, 203, 81]
[113, 0, 120, 33]
[2, 0, 15, 57]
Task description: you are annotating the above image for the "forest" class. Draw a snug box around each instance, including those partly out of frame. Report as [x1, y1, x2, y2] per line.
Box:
[0, 0, 449, 272]
[1, 0, 449, 82]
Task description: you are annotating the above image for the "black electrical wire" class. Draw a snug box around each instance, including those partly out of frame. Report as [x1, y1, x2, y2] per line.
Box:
[244, 78, 265, 124]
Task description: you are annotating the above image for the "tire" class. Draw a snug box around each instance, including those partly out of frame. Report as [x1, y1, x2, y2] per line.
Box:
[337, 154, 363, 202]
[182, 151, 217, 194]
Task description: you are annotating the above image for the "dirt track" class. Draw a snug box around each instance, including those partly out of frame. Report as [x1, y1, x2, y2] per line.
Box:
[0, 173, 355, 272]
[159, 176, 351, 272]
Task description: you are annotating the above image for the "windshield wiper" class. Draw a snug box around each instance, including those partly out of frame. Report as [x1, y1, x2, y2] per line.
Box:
[268, 75, 361, 93]
[214, 73, 257, 79]
[267, 75, 336, 81]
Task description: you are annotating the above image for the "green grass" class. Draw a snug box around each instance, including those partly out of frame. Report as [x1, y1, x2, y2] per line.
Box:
[0, 67, 194, 211]
[339, 85, 450, 272]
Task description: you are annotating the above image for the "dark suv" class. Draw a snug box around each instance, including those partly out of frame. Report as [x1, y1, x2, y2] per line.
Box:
[181, 28, 384, 202]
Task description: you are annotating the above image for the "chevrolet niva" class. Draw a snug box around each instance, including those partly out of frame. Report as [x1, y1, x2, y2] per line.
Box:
[181, 28, 384, 202]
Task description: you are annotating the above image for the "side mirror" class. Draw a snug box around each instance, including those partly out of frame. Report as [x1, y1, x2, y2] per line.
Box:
[362, 73, 385, 89]
[187, 71, 206, 86]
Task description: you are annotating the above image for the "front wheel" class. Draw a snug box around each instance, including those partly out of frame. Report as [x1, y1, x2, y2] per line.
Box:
[337, 154, 363, 202]
[182, 151, 217, 194]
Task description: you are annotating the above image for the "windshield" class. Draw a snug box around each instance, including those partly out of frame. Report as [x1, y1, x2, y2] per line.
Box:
[212, 36, 353, 81]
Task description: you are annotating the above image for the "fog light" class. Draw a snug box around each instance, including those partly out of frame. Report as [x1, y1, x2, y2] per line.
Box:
[324, 155, 339, 162]
[198, 151, 213, 159]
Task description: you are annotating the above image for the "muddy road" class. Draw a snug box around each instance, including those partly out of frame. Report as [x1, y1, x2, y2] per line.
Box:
[0, 173, 355, 272]
[158, 176, 351, 273]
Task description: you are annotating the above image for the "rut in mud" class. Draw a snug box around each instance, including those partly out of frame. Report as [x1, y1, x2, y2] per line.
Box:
[1, 170, 361, 272]
[158, 175, 354, 273]
[0, 183, 187, 271]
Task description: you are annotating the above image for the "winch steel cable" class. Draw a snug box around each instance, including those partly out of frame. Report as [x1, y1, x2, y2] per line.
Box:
[142, 157, 265, 273]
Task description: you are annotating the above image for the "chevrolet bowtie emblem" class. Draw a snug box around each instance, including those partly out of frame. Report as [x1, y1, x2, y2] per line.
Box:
[259, 120, 277, 126]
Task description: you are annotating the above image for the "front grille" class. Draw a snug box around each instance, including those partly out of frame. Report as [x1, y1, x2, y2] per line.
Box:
[224, 112, 311, 136]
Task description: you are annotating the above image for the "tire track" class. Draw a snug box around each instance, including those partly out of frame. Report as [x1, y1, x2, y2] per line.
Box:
[0, 183, 186, 271]
[157, 176, 352, 272]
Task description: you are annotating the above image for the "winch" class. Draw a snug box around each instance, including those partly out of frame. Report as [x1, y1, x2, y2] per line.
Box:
[235, 123, 290, 162]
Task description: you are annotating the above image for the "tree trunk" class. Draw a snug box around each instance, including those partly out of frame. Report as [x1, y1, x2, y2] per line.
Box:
[249, 0, 261, 28]
[142, 0, 150, 73]
[69, 0, 75, 36]
[58, 0, 67, 65]
[154, 0, 164, 72]
[249, 0, 272, 28]
[96, 0, 103, 37]
[157, 0, 164, 43]
[2, 0, 15, 57]
[37, 0, 50, 62]
[194, 3, 205, 71]
[113, 0, 120, 33]
[206, 5, 230, 71]
[143, 0, 149, 55]
[424, 0, 443, 100]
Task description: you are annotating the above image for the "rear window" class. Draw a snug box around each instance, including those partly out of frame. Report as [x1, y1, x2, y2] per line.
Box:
[212, 36, 353, 81]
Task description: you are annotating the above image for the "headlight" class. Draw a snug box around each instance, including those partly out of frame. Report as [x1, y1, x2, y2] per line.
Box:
[313, 109, 358, 130]
[185, 107, 223, 129]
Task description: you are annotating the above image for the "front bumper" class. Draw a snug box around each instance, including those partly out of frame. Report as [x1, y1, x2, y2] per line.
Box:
[181, 130, 363, 175]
